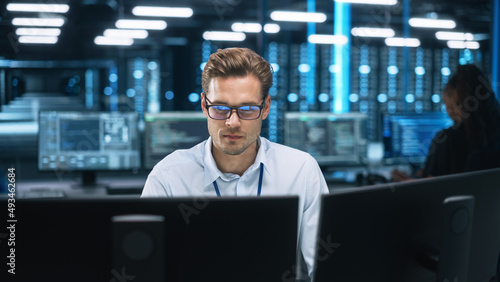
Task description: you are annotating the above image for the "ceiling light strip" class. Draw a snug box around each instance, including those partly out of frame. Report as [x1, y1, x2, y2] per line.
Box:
[104, 29, 149, 39]
[435, 31, 474, 41]
[447, 41, 480, 49]
[94, 36, 134, 46]
[202, 31, 246, 41]
[351, 27, 395, 37]
[231, 23, 262, 33]
[132, 6, 193, 18]
[18, 36, 58, 44]
[385, 37, 421, 47]
[16, 28, 61, 36]
[12, 18, 65, 27]
[334, 0, 397, 5]
[308, 34, 348, 44]
[409, 18, 456, 29]
[7, 3, 69, 13]
[115, 20, 167, 30]
[270, 11, 327, 23]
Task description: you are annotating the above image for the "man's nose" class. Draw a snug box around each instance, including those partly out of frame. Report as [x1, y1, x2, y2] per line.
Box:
[225, 109, 241, 127]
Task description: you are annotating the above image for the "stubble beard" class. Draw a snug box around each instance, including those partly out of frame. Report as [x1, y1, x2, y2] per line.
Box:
[217, 132, 256, 156]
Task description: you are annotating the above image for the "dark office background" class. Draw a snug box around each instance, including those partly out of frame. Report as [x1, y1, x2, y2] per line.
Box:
[0, 0, 498, 182]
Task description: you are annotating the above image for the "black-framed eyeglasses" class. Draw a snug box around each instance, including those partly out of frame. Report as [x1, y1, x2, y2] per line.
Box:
[205, 97, 265, 120]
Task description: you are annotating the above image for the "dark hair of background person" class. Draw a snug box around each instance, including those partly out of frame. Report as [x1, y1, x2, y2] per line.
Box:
[444, 64, 500, 150]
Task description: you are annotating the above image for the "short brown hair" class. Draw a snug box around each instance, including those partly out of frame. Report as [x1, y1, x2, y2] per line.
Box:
[201, 48, 273, 100]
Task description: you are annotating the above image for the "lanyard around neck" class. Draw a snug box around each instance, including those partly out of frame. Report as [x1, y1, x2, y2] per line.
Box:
[213, 162, 264, 197]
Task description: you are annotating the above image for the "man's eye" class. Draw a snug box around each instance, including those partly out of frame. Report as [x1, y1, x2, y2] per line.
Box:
[213, 106, 230, 111]
[239, 106, 259, 111]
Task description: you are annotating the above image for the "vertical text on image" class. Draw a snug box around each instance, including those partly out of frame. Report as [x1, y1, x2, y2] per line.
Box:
[6, 167, 17, 275]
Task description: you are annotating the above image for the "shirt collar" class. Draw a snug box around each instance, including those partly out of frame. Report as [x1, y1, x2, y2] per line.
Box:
[202, 136, 270, 190]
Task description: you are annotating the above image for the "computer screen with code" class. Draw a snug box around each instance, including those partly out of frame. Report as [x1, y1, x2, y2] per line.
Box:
[383, 112, 453, 164]
[38, 111, 141, 171]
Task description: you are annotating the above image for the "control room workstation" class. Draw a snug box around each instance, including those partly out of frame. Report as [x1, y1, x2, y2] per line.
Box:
[1, 0, 499, 281]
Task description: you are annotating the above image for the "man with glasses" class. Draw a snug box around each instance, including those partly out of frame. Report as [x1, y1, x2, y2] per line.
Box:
[142, 47, 329, 280]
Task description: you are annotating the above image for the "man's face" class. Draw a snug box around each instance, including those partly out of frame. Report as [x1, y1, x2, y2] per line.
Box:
[201, 75, 271, 156]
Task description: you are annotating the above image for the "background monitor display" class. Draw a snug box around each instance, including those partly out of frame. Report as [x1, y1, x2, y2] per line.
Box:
[383, 112, 453, 164]
[284, 112, 367, 166]
[38, 111, 141, 186]
[144, 112, 209, 169]
[39, 111, 141, 171]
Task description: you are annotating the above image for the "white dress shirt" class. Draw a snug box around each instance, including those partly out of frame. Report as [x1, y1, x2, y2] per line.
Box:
[142, 136, 329, 277]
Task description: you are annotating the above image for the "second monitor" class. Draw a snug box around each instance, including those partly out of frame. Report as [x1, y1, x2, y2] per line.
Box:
[284, 112, 367, 166]
[144, 112, 209, 169]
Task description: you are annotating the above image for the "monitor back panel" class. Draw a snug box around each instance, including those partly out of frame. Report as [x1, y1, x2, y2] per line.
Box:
[7, 197, 298, 282]
[314, 168, 500, 282]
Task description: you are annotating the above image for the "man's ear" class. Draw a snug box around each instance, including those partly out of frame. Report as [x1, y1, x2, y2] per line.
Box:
[201, 93, 208, 118]
[261, 95, 271, 120]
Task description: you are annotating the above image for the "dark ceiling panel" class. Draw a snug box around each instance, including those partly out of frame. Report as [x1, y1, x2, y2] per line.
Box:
[0, 0, 493, 60]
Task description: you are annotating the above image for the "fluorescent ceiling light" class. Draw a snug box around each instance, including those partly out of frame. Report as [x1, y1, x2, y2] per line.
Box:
[409, 18, 456, 29]
[104, 29, 149, 39]
[94, 36, 134, 46]
[334, 0, 397, 5]
[270, 11, 327, 23]
[18, 36, 58, 44]
[435, 31, 473, 41]
[447, 41, 480, 49]
[115, 20, 167, 30]
[12, 17, 65, 27]
[232, 23, 262, 33]
[202, 31, 246, 41]
[385, 37, 420, 47]
[351, 27, 395, 37]
[16, 28, 61, 36]
[231, 23, 280, 33]
[132, 6, 193, 18]
[473, 33, 489, 41]
[264, 24, 280, 33]
[7, 3, 69, 13]
[308, 34, 348, 44]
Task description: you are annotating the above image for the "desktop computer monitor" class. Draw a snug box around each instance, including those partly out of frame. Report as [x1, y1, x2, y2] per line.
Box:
[38, 111, 141, 186]
[313, 168, 500, 282]
[144, 112, 209, 169]
[284, 112, 367, 166]
[8, 196, 299, 282]
[383, 111, 453, 165]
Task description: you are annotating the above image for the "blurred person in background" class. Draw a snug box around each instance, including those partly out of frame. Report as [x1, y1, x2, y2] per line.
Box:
[392, 64, 500, 181]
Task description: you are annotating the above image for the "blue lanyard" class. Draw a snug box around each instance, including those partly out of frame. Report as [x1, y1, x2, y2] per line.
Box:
[213, 163, 264, 197]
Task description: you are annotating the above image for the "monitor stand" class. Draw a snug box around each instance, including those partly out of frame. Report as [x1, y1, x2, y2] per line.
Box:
[71, 171, 107, 189]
